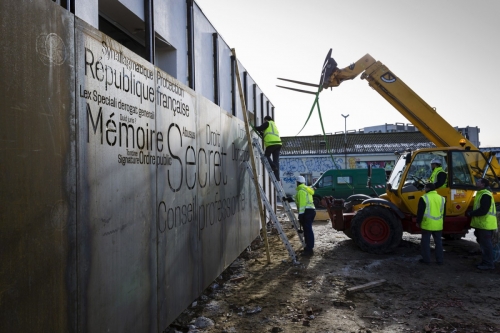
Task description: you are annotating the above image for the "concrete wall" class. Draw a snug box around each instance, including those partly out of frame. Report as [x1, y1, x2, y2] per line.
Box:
[0, 0, 263, 332]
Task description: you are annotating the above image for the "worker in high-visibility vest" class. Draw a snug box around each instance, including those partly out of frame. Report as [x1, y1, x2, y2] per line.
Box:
[466, 178, 497, 270]
[416, 182, 445, 265]
[293, 176, 316, 256]
[429, 157, 447, 189]
[254, 115, 282, 181]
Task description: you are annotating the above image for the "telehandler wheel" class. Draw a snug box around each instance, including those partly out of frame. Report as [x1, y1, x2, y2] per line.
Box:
[443, 234, 465, 240]
[350, 206, 402, 254]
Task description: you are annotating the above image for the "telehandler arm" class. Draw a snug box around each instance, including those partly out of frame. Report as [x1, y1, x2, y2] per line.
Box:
[322, 53, 475, 149]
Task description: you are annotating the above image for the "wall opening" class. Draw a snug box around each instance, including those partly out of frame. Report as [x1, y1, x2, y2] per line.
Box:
[98, 15, 146, 60]
[155, 36, 177, 79]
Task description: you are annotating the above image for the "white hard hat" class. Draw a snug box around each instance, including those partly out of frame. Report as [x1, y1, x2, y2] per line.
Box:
[430, 158, 442, 165]
[296, 175, 305, 183]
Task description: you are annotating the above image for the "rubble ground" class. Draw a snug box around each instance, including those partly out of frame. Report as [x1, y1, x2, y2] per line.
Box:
[167, 208, 500, 333]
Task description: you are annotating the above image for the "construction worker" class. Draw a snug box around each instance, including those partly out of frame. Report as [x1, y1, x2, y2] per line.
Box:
[254, 115, 282, 181]
[294, 176, 316, 256]
[429, 157, 447, 189]
[466, 178, 497, 270]
[416, 182, 445, 265]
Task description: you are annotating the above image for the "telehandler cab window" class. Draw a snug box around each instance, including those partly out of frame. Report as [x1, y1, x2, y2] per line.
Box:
[450, 151, 473, 187]
[387, 157, 407, 190]
[403, 152, 447, 186]
[397, 151, 448, 192]
[453, 151, 500, 190]
[408, 152, 447, 180]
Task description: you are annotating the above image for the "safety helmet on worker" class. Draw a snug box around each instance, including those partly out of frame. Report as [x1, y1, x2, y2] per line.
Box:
[296, 175, 305, 183]
[430, 158, 442, 165]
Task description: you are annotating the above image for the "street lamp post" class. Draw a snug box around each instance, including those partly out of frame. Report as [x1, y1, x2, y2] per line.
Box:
[341, 114, 349, 169]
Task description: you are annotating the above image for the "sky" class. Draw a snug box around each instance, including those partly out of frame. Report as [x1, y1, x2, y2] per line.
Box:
[195, 0, 500, 147]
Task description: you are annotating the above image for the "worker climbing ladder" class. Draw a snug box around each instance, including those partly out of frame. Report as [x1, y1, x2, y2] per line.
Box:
[231, 48, 304, 264]
[250, 137, 306, 249]
[244, 161, 300, 264]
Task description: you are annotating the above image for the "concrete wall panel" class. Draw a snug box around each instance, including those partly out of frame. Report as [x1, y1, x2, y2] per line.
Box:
[0, 0, 77, 332]
[156, 67, 200, 327]
[75, 19, 157, 332]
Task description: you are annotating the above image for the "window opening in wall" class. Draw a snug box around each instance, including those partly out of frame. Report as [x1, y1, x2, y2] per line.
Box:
[98, 15, 146, 60]
[52, 0, 74, 13]
[212, 33, 220, 105]
[243, 72, 248, 108]
[252, 84, 257, 125]
[155, 36, 177, 79]
[186, 0, 195, 89]
[231, 56, 236, 116]
[260, 93, 265, 129]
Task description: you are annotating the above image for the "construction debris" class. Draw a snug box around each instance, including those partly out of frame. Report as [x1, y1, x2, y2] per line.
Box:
[346, 279, 386, 294]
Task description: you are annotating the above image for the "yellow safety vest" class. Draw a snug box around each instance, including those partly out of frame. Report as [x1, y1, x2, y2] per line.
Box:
[421, 191, 445, 231]
[263, 121, 282, 148]
[429, 166, 447, 188]
[294, 184, 315, 214]
[471, 189, 497, 230]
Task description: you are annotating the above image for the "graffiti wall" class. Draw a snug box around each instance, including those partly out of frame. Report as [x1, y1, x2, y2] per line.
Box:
[280, 156, 395, 196]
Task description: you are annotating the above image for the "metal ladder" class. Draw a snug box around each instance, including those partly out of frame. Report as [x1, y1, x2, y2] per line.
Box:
[244, 161, 300, 264]
[250, 137, 306, 248]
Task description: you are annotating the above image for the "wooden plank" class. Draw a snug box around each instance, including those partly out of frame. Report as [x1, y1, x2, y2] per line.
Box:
[231, 48, 271, 264]
[346, 279, 386, 294]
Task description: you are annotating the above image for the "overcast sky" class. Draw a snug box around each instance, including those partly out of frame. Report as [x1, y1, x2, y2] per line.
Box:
[195, 0, 500, 147]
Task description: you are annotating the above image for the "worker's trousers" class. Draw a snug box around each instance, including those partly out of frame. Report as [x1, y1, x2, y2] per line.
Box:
[299, 209, 316, 251]
[420, 230, 443, 263]
[264, 144, 281, 180]
[474, 229, 495, 267]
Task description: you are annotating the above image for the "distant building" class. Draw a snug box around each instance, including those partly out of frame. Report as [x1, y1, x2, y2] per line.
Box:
[362, 122, 417, 133]
[455, 126, 480, 147]
[362, 123, 480, 147]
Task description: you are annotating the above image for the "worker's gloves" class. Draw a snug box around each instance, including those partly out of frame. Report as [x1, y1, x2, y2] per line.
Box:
[282, 197, 294, 203]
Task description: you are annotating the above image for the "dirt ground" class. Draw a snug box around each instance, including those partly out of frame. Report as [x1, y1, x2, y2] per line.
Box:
[167, 207, 500, 333]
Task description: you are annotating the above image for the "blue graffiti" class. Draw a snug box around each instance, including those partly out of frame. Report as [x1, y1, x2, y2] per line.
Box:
[281, 157, 345, 175]
[282, 171, 296, 185]
[305, 157, 335, 172]
[333, 158, 343, 169]
[280, 158, 307, 174]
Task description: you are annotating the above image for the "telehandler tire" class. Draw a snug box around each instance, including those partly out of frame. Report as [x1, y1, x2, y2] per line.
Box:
[351, 206, 402, 254]
[443, 234, 465, 240]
